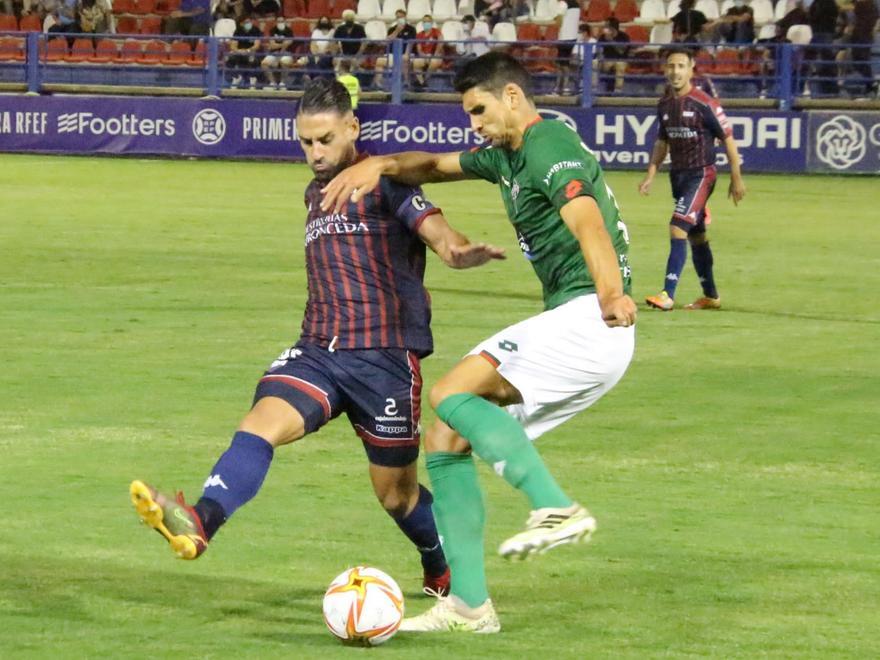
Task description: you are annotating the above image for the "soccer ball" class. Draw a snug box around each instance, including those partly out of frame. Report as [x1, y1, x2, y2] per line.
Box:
[322, 566, 405, 646]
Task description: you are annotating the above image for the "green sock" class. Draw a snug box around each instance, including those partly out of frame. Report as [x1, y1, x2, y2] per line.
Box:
[436, 393, 572, 509]
[426, 451, 488, 608]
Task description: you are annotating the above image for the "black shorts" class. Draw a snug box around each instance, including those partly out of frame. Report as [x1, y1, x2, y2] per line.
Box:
[670, 166, 717, 232]
[253, 343, 422, 467]
[556, 41, 576, 65]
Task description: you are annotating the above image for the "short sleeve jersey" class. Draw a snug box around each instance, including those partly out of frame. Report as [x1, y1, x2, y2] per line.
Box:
[459, 118, 632, 310]
[657, 87, 732, 170]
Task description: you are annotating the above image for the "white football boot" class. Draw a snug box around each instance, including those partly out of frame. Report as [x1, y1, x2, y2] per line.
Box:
[498, 504, 596, 560]
[399, 594, 500, 634]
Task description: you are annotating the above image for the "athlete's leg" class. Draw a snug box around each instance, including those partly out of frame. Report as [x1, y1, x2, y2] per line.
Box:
[687, 223, 720, 303]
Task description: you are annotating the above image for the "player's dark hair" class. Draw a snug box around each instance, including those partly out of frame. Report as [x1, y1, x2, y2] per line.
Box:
[298, 78, 352, 116]
[453, 51, 534, 99]
[662, 46, 695, 61]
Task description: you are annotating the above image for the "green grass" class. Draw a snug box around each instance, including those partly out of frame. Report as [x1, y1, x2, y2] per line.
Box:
[1, 154, 878, 658]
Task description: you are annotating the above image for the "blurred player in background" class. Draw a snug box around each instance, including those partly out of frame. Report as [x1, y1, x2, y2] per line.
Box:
[640, 47, 746, 311]
[323, 52, 637, 633]
[130, 79, 506, 596]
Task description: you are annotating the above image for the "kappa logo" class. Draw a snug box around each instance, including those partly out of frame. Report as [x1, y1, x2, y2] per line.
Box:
[203, 474, 228, 490]
[815, 115, 880, 170]
[192, 108, 226, 146]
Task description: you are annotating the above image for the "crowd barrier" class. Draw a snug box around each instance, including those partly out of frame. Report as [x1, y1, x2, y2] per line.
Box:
[1, 32, 878, 108]
[1, 94, 878, 173]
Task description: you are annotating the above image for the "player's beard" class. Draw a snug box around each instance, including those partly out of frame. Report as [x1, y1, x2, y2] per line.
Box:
[311, 147, 357, 182]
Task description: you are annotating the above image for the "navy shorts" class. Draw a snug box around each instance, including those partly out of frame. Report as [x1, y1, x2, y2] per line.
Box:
[253, 344, 422, 467]
[670, 166, 717, 232]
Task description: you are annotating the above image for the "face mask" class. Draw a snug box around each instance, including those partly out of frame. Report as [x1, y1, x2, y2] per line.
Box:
[464, 23, 473, 32]
[319, 21, 330, 29]
[397, 17, 405, 25]
[276, 21, 286, 28]
[422, 21, 432, 30]
[243, 21, 253, 30]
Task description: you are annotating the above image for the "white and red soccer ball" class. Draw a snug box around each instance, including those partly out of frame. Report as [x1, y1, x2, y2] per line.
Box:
[322, 566, 405, 646]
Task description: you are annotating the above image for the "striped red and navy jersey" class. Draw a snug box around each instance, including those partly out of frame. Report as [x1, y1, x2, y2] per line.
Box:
[298, 174, 440, 357]
[656, 87, 732, 171]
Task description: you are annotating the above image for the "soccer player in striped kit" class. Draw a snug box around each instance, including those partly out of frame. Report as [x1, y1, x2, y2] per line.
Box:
[130, 79, 504, 596]
[640, 47, 746, 311]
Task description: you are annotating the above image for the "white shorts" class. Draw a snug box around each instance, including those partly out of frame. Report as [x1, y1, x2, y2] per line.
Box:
[263, 54, 294, 67]
[468, 294, 635, 440]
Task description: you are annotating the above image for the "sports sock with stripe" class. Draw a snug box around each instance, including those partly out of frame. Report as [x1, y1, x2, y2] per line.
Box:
[691, 240, 718, 299]
[436, 393, 572, 509]
[426, 451, 488, 608]
[391, 484, 448, 578]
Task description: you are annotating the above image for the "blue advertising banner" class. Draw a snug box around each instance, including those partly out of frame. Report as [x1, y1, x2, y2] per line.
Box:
[0, 95, 807, 173]
[807, 111, 880, 174]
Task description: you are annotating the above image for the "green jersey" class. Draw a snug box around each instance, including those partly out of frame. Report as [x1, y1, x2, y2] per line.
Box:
[459, 118, 632, 310]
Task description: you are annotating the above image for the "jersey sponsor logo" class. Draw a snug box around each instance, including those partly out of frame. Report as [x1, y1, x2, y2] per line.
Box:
[304, 213, 369, 246]
[565, 180, 584, 200]
[542, 160, 584, 186]
[683, 111, 695, 117]
[665, 126, 699, 139]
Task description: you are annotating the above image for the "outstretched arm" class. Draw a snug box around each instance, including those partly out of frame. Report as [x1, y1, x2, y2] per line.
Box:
[417, 212, 506, 269]
[322, 151, 471, 212]
[560, 196, 636, 328]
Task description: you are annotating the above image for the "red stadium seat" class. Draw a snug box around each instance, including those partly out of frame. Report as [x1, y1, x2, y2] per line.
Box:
[119, 37, 144, 61]
[191, 38, 206, 64]
[612, 0, 639, 22]
[165, 39, 193, 64]
[0, 36, 25, 61]
[306, 0, 331, 19]
[0, 14, 17, 31]
[18, 14, 42, 31]
[624, 24, 649, 43]
[131, 0, 157, 15]
[517, 22, 541, 42]
[89, 38, 119, 62]
[713, 48, 741, 75]
[65, 37, 95, 62]
[115, 15, 139, 33]
[155, 0, 182, 15]
[542, 25, 559, 41]
[139, 16, 162, 33]
[584, 0, 612, 22]
[114, 0, 136, 12]
[283, 0, 306, 17]
[139, 38, 168, 63]
[332, 0, 356, 17]
[45, 37, 68, 62]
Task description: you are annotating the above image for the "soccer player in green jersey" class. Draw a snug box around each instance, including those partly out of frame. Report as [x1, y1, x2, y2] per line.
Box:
[322, 52, 637, 633]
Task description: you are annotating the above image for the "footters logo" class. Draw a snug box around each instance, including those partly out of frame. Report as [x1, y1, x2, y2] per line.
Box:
[56, 112, 175, 137]
[192, 108, 226, 145]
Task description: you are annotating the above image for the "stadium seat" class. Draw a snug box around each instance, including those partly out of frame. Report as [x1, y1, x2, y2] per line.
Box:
[291, 19, 311, 37]
[306, 0, 331, 19]
[694, 47, 713, 71]
[355, 0, 380, 21]
[139, 38, 168, 63]
[381, 0, 405, 21]
[636, 0, 665, 23]
[363, 18, 386, 40]
[695, 0, 719, 20]
[517, 21, 541, 42]
[114, 0, 136, 12]
[45, 37, 69, 62]
[713, 47, 741, 74]
[649, 22, 672, 44]
[192, 39, 206, 64]
[213, 17, 236, 36]
[155, 0, 181, 14]
[116, 16, 139, 33]
[585, 0, 612, 22]
[89, 38, 120, 63]
[433, 0, 458, 22]
[0, 36, 25, 61]
[18, 14, 42, 31]
[786, 24, 811, 45]
[749, 0, 773, 24]
[65, 37, 95, 62]
[132, 0, 158, 14]
[532, 0, 562, 25]
[666, 0, 682, 19]
[491, 21, 516, 44]
[625, 24, 650, 43]
[119, 37, 144, 61]
[441, 18, 462, 41]
[0, 14, 16, 30]
[457, 0, 474, 17]
[719, 0, 733, 14]
[282, 0, 306, 17]
[166, 39, 194, 64]
[139, 16, 162, 34]
[612, 0, 639, 22]
[756, 22, 775, 40]
[542, 24, 558, 41]
[333, 0, 357, 17]
[407, 0, 431, 22]
[774, 0, 795, 21]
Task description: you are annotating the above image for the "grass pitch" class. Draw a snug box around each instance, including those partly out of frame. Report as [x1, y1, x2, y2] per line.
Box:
[1, 154, 878, 658]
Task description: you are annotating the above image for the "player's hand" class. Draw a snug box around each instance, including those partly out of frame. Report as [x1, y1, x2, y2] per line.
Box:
[447, 243, 506, 269]
[728, 177, 746, 206]
[321, 157, 385, 213]
[638, 177, 652, 195]
[600, 293, 637, 328]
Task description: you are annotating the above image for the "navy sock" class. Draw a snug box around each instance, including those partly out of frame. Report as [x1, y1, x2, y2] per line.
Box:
[193, 497, 226, 540]
[691, 241, 718, 299]
[392, 484, 448, 577]
[664, 238, 688, 299]
[199, 431, 274, 532]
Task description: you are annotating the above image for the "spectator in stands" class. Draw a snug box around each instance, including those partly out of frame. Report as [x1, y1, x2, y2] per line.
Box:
[411, 14, 442, 89]
[554, 0, 582, 94]
[164, 0, 211, 35]
[808, 0, 839, 94]
[332, 9, 366, 73]
[671, 0, 708, 43]
[48, 0, 80, 37]
[756, 22, 791, 97]
[373, 8, 417, 89]
[226, 14, 263, 88]
[78, 0, 110, 33]
[456, 14, 491, 60]
[597, 17, 631, 93]
[22, 0, 59, 22]
[336, 58, 361, 108]
[305, 15, 335, 78]
[262, 17, 295, 89]
[251, 0, 280, 16]
[847, 0, 879, 96]
[708, 0, 755, 44]
[777, 0, 808, 33]
[475, 0, 528, 29]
